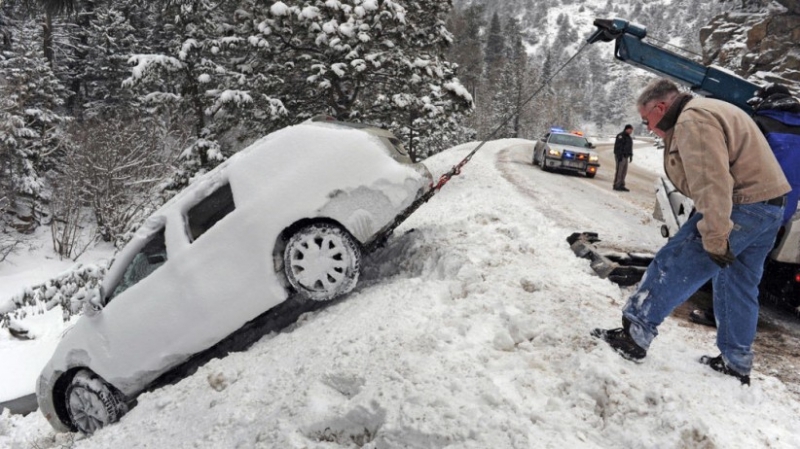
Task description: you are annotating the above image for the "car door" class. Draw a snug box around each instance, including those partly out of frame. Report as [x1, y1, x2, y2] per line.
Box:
[162, 181, 287, 355]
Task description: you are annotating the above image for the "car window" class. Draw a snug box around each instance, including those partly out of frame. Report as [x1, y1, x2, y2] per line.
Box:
[109, 228, 167, 300]
[548, 133, 589, 147]
[186, 183, 236, 241]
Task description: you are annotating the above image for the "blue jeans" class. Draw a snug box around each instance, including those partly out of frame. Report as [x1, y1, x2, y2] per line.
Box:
[622, 201, 784, 375]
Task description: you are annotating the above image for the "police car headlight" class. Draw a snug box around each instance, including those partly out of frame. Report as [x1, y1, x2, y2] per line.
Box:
[547, 148, 561, 157]
[589, 155, 599, 162]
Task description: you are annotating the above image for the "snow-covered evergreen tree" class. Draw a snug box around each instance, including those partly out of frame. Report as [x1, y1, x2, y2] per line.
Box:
[235, 0, 472, 158]
[57, 0, 144, 119]
[0, 11, 69, 227]
[446, 4, 484, 104]
[484, 11, 504, 70]
[124, 0, 287, 195]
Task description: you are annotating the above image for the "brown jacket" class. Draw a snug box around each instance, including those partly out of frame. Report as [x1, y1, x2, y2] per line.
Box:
[659, 94, 790, 255]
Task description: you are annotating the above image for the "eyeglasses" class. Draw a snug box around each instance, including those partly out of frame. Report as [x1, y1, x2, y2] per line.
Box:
[640, 102, 661, 126]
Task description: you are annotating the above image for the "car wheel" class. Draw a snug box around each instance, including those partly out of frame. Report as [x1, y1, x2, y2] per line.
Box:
[65, 370, 127, 435]
[539, 154, 550, 172]
[586, 172, 596, 179]
[284, 223, 361, 301]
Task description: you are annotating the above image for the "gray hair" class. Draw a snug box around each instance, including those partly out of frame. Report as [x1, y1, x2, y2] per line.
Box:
[637, 79, 680, 107]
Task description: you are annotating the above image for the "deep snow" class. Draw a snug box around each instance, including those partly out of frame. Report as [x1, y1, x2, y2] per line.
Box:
[2, 139, 800, 448]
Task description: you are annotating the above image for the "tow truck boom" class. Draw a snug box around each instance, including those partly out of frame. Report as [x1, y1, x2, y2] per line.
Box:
[587, 18, 759, 113]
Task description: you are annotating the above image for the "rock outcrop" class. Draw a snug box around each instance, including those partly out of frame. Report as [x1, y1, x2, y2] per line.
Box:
[700, 0, 800, 89]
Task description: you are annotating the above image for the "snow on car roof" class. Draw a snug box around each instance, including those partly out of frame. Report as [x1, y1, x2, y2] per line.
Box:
[151, 121, 416, 220]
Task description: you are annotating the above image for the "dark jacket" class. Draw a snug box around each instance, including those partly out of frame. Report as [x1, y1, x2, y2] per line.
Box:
[613, 131, 633, 159]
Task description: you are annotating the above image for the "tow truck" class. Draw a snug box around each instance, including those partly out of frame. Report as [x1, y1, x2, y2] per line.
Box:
[571, 18, 800, 309]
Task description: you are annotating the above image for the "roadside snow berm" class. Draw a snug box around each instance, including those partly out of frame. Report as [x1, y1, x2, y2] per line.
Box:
[567, 232, 653, 286]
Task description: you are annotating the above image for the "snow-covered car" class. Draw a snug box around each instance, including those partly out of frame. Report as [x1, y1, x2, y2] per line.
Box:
[35, 118, 432, 434]
[532, 129, 599, 178]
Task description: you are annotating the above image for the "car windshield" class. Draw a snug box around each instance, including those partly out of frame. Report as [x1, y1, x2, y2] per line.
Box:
[109, 228, 167, 300]
[549, 133, 588, 147]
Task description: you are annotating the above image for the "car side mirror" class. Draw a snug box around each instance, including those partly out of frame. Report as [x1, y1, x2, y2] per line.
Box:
[586, 142, 595, 148]
[83, 285, 105, 317]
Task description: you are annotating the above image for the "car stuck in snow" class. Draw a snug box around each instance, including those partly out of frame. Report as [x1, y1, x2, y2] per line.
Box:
[532, 129, 599, 178]
[35, 118, 432, 434]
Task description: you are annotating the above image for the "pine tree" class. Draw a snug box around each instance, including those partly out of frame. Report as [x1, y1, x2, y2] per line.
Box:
[123, 0, 287, 194]
[447, 4, 484, 104]
[505, 17, 529, 138]
[232, 0, 472, 159]
[0, 12, 69, 227]
[55, 0, 144, 119]
[484, 11, 504, 71]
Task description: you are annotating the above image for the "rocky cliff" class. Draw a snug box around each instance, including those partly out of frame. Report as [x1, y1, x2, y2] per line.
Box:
[700, 0, 800, 89]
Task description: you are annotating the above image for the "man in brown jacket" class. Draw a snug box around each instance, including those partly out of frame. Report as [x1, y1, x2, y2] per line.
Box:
[592, 79, 790, 385]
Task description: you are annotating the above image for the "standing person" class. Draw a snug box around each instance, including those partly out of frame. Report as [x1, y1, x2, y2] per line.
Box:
[591, 79, 790, 385]
[612, 124, 634, 191]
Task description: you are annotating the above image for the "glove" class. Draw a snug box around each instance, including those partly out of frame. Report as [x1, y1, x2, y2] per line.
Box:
[707, 242, 735, 268]
[629, 155, 633, 162]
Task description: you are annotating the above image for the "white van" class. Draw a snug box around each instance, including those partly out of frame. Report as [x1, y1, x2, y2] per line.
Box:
[36, 119, 431, 434]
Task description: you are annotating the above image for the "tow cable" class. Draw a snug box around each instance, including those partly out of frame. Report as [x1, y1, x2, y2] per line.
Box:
[365, 41, 591, 253]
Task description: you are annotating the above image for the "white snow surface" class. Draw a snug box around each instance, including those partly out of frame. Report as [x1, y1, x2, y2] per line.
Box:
[0, 309, 77, 403]
[0, 238, 114, 403]
[2, 140, 800, 448]
[270, 2, 290, 17]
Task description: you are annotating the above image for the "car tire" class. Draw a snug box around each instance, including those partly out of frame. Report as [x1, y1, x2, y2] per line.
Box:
[586, 172, 596, 179]
[539, 154, 550, 172]
[284, 223, 361, 301]
[65, 370, 127, 435]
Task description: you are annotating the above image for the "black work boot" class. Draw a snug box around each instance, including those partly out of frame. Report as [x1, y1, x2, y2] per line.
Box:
[699, 354, 750, 385]
[591, 317, 647, 361]
[688, 307, 716, 328]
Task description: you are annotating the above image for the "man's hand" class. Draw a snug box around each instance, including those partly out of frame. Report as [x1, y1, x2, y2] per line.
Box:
[707, 243, 735, 268]
[628, 155, 633, 162]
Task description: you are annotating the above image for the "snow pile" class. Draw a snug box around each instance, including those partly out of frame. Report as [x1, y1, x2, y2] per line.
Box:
[2, 141, 799, 448]
[0, 245, 111, 403]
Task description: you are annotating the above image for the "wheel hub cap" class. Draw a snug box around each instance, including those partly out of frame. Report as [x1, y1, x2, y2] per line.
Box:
[68, 386, 109, 434]
[290, 234, 348, 292]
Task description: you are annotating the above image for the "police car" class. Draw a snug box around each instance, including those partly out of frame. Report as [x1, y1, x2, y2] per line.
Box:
[532, 128, 599, 178]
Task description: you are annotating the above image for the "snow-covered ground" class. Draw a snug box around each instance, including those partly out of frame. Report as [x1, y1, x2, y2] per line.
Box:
[3, 139, 800, 448]
[0, 234, 113, 404]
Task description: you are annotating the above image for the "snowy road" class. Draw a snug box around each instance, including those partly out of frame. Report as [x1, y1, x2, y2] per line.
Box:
[496, 140, 664, 253]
